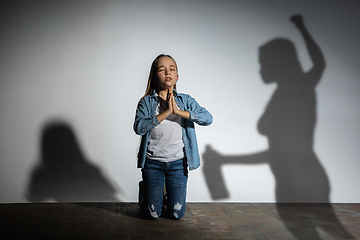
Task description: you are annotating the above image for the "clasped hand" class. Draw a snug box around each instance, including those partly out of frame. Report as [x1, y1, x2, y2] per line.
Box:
[157, 89, 190, 122]
[166, 89, 180, 115]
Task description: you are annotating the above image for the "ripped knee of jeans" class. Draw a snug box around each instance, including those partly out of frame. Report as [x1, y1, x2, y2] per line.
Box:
[148, 204, 159, 219]
[172, 203, 184, 220]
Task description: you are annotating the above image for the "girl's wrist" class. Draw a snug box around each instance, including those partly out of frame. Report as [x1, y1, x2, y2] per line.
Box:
[164, 108, 172, 116]
[176, 110, 190, 119]
[157, 109, 172, 122]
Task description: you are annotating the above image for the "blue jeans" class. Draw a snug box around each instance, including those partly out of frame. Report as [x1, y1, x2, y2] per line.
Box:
[140, 158, 188, 220]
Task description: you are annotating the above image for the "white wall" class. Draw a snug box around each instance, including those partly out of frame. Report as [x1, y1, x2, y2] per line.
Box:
[1, 0, 359, 203]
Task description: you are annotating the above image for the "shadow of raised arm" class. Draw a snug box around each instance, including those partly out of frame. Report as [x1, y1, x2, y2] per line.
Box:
[291, 15, 325, 86]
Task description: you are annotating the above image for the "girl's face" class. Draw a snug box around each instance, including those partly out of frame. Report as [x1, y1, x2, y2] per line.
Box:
[156, 57, 178, 91]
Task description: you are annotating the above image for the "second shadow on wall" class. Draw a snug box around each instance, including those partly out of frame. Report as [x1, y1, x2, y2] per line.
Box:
[203, 36, 329, 202]
[202, 16, 355, 239]
[203, 15, 329, 203]
[26, 121, 120, 202]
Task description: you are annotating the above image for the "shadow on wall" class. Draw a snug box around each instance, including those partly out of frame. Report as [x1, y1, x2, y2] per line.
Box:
[26, 120, 120, 202]
[202, 16, 355, 239]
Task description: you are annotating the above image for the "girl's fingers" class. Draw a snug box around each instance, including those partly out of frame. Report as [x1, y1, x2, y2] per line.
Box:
[171, 96, 178, 113]
[167, 93, 173, 112]
[165, 89, 176, 113]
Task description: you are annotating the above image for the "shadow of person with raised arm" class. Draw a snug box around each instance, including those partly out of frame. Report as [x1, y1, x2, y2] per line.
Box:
[203, 16, 355, 239]
[26, 120, 120, 202]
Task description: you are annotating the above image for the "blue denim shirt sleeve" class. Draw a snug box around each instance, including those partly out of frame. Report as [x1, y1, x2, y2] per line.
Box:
[181, 94, 213, 126]
[133, 96, 160, 136]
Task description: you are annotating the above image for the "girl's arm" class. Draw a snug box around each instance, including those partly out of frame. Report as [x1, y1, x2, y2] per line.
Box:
[183, 94, 213, 126]
[133, 97, 160, 136]
[173, 107, 190, 119]
[156, 107, 172, 122]
[170, 91, 190, 119]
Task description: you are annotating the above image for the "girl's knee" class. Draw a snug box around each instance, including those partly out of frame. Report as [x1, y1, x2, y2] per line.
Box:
[141, 203, 162, 220]
[170, 203, 185, 220]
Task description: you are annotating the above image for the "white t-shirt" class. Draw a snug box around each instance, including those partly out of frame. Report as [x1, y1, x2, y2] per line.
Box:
[146, 96, 185, 162]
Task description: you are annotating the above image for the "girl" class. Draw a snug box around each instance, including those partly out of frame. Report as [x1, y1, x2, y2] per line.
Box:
[133, 54, 212, 220]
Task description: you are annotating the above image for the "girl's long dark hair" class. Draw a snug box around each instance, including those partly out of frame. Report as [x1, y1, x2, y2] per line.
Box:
[137, 54, 178, 108]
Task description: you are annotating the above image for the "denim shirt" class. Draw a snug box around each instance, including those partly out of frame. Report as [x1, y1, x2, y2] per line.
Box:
[133, 90, 213, 170]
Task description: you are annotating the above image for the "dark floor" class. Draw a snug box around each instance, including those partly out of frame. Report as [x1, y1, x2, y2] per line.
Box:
[1, 203, 359, 240]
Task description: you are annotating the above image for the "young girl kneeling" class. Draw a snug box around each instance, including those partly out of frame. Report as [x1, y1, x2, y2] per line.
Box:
[133, 54, 212, 220]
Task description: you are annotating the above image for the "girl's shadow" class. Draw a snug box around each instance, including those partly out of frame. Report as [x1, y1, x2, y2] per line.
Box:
[26, 120, 120, 202]
[203, 16, 355, 239]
